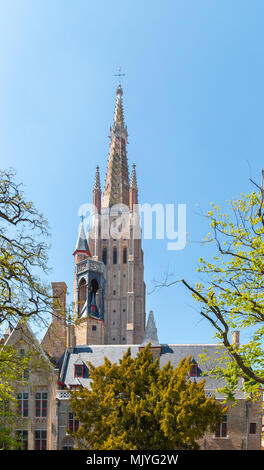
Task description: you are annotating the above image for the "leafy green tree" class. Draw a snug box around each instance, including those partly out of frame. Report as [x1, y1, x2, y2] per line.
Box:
[0, 168, 53, 446]
[70, 344, 226, 450]
[0, 168, 51, 327]
[0, 339, 30, 449]
[181, 177, 264, 399]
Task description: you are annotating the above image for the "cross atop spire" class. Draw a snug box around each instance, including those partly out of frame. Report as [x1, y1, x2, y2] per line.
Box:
[114, 66, 125, 84]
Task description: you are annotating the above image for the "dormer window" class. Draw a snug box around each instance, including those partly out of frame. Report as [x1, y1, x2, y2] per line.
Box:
[74, 365, 84, 378]
[190, 364, 198, 377]
[190, 359, 199, 377]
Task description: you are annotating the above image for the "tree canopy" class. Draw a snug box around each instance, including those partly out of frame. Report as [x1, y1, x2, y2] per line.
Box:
[0, 168, 52, 328]
[0, 168, 53, 447]
[181, 180, 264, 399]
[70, 344, 226, 450]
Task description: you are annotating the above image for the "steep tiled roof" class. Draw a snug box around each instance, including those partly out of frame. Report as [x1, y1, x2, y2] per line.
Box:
[58, 343, 245, 399]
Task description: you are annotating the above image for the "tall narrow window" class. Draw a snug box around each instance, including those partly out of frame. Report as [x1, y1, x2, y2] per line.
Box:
[17, 393, 28, 417]
[215, 414, 227, 438]
[35, 430, 47, 450]
[16, 430, 28, 450]
[102, 247, 107, 265]
[113, 247, 117, 264]
[35, 392, 48, 417]
[79, 278, 86, 315]
[68, 412, 79, 433]
[249, 423, 256, 434]
[123, 247, 127, 264]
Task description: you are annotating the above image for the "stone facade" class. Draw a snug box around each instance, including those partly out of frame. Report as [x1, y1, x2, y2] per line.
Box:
[41, 282, 67, 363]
[1, 322, 59, 450]
[197, 399, 262, 450]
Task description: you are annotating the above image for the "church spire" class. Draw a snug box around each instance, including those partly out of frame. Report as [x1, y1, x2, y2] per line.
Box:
[102, 84, 130, 208]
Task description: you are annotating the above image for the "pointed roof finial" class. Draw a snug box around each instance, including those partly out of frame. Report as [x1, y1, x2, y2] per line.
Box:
[94, 165, 101, 191]
[116, 82, 123, 97]
[113, 66, 126, 127]
[141, 310, 160, 346]
[113, 85, 124, 127]
[130, 163, 138, 189]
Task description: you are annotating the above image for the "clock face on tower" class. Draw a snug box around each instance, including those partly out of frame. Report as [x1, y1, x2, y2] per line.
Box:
[90, 262, 99, 272]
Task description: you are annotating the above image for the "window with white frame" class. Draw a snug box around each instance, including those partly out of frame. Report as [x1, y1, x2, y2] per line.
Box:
[215, 414, 228, 438]
[34, 430, 47, 450]
[17, 393, 28, 417]
[35, 392, 48, 417]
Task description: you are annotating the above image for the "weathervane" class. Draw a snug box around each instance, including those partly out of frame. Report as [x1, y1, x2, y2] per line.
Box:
[114, 66, 125, 83]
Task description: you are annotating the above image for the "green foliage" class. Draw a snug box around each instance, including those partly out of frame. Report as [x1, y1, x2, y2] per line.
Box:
[70, 345, 226, 450]
[183, 187, 264, 399]
[0, 168, 52, 329]
[0, 168, 54, 445]
[0, 403, 21, 450]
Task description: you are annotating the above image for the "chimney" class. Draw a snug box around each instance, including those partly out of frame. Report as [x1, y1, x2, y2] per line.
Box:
[67, 323, 75, 349]
[52, 282, 67, 323]
[232, 331, 240, 347]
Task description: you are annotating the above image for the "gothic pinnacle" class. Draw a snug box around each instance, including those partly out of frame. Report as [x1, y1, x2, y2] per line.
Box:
[130, 163, 138, 189]
[93, 165, 101, 191]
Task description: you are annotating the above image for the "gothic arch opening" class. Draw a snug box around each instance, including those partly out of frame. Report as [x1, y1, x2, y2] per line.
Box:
[89, 278, 99, 315]
[79, 278, 86, 315]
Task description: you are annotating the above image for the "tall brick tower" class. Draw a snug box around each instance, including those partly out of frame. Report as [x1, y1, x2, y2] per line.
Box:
[89, 83, 146, 344]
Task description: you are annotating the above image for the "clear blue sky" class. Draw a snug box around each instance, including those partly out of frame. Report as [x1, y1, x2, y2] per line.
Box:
[1, 1, 263, 344]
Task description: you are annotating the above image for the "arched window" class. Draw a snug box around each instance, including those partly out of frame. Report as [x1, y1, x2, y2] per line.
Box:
[89, 279, 99, 314]
[123, 247, 127, 264]
[113, 247, 117, 265]
[79, 278, 86, 315]
[102, 247, 107, 265]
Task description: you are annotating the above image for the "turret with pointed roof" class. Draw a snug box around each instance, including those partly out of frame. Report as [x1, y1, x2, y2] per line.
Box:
[140, 310, 161, 360]
[129, 163, 138, 210]
[73, 221, 91, 258]
[141, 310, 160, 347]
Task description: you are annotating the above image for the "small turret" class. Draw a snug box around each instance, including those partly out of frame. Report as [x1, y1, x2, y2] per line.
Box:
[73, 221, 91, 260]
[140, 310, 161, 360]
[129, 163, 138, 210]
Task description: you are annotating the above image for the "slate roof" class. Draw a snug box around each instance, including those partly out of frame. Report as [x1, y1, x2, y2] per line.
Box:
[58, 343, 245, 399]
[74, 221, 90, 255]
